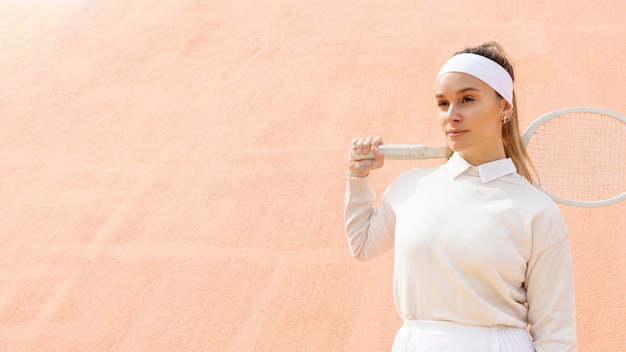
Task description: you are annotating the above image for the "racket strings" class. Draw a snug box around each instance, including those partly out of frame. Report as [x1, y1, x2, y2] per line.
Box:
[526, 112, 626, 203]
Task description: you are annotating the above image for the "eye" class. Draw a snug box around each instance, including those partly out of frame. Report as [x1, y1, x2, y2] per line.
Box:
[437, 100, 449, 107]
[461, 96, 475, 103]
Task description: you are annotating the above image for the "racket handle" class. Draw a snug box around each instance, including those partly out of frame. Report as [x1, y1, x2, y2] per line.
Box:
[351, 144, 447, 160]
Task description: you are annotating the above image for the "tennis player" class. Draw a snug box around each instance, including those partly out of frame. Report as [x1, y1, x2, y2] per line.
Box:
[344, 41, 577, 351]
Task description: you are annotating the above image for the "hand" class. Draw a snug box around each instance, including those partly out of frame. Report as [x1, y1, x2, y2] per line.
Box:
[348, 136, 385, 177]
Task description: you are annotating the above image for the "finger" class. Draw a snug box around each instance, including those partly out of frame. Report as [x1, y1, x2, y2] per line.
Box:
[356, 137, 368, 154]
[372, 145, 385, 161]
[355, 138, 363, 149]
[362, 137, 373, 153]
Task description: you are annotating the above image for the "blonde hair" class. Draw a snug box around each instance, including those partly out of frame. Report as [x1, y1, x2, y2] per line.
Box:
[444, 41, 536, 183]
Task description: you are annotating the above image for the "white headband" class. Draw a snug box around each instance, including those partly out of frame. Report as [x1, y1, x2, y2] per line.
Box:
[437, 53, 514, 105]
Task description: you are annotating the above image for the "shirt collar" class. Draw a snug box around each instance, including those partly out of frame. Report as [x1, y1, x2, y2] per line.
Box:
[447, 152, 518, 183]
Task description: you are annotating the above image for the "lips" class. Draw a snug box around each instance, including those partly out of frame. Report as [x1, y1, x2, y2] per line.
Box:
[447, 129, 468, 138]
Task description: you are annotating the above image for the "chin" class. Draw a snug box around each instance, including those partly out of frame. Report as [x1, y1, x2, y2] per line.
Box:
[446, 142, 467, 153]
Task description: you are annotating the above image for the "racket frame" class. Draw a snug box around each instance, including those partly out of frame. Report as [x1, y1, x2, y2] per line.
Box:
[521, 106, 626, 207]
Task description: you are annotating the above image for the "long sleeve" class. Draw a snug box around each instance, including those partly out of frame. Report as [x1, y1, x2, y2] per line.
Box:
[344, 174, 395, 261]
[526, 232, 577, 351]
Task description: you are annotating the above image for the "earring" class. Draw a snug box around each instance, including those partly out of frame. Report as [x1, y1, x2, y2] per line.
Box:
[502, 114, 511, 124]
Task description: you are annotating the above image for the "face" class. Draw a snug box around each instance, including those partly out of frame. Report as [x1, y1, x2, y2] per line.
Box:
[435, 72, 511, 165]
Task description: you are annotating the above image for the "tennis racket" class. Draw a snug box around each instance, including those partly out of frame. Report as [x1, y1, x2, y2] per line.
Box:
[350, 107, 626, 207]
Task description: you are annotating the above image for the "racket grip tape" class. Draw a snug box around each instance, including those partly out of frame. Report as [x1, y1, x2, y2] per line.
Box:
[350, 145, 447, 160]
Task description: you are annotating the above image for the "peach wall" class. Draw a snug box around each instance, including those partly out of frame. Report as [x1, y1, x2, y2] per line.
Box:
[1, 0, 624, 351]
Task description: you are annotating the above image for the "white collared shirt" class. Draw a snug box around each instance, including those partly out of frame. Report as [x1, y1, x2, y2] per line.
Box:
[447, 152, 520, 183]
[344, 156, 576, 350]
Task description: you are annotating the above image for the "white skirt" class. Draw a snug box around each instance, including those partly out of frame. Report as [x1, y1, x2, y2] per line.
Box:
[392, 320, 534, 352]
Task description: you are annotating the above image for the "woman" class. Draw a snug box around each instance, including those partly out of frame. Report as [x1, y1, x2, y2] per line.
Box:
[344, 42, 577, 351]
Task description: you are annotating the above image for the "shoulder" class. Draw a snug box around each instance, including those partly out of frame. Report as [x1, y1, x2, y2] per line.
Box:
[511, 182, 569, 253]
[511, 179, 562, 214]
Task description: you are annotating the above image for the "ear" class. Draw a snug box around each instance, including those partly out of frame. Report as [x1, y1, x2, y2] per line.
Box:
[500, 99, 512, 115]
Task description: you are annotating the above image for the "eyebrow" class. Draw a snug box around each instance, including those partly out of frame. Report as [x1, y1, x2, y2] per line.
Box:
[435, 87, 480, 99]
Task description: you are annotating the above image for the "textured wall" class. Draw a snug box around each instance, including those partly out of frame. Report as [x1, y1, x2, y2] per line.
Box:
[1, 0, 624, 351]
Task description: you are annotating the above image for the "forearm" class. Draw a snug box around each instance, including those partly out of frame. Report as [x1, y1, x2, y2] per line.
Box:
[527, 239, 577, 351]
[344, 174, 394, 261]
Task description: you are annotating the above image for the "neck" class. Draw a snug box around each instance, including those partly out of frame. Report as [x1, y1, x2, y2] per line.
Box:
[458, 150, 506, 166]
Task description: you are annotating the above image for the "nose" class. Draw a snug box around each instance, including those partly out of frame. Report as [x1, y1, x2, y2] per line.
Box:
[445, 103, 462, 123]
